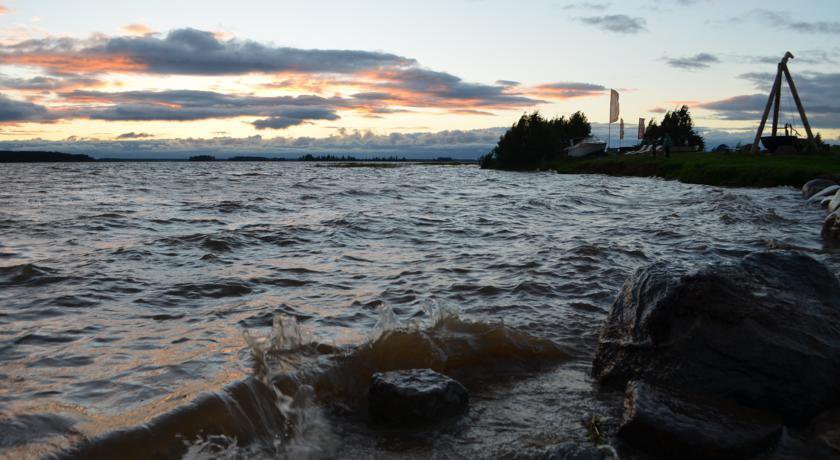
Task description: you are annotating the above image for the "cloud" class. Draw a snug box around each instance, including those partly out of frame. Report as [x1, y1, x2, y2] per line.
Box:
[55, 89, 349, 129]
[736, 50, 839, 66]
[698, 72, 840, 128]
[664, 53, 720, 70]
[0, 28, 416, 76]
[744, 9, 840, 35]
[0, 93, 50, 122]
[116, 131, 153, 139]
[0, 27, 562, 120]
[495, 80, 520, 87]
[530, 82, 607, 98]
[579, 15, 646, 34]
[563, 2, 610, 10]
[121, 24, 153, 36]
[0, 74, 102, 91]
[252, 108, 339, 130]
[363, 67, 544, 109]
[0, 5, 8, 15]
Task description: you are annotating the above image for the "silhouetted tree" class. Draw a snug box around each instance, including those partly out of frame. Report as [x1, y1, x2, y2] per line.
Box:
[644, 106, 705, 150]
[480, 111, 592, 169]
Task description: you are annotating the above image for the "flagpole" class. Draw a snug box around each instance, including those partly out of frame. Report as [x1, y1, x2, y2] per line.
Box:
[608, 88, 612, 153]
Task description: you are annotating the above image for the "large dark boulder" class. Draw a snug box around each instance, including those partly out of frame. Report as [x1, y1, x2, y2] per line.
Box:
[593, 252, 840, 422]
[619, 381, 782, 459]
[368, 369, 468, 425]
[802, 179, 837, 199]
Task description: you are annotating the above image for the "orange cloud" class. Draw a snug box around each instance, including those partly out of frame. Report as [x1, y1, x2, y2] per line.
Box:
[528, 82, 607, 100]
[1, 53, 146, 74]
[121, 23, 153, 36]
[0, 5, 9, 15]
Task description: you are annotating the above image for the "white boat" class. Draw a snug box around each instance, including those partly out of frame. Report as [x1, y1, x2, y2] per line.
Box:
[566, 136, 607, 157]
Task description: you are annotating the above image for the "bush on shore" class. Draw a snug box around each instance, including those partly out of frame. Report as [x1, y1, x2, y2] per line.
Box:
[643, 105, 705, 151]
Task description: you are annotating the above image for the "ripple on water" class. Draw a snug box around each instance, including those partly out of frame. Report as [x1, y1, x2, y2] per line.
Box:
[0, 162, 836, 459]
[0, 263, 70, 287]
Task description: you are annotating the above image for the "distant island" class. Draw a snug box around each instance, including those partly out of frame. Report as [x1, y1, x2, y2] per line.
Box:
[188, 155, 217, 161]
[0, 151, 94, 163]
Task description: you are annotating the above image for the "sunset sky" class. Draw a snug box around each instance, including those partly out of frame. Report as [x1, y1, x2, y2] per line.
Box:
[0, 0, 838, 157]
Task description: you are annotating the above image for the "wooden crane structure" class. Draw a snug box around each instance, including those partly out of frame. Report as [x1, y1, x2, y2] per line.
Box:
[750, 52, 816, 153]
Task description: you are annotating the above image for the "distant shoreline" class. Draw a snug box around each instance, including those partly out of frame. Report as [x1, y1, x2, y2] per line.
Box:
[0, 151, 477, 164]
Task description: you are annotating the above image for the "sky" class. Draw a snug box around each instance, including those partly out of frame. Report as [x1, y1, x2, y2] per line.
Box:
[0, 0, 838, 158]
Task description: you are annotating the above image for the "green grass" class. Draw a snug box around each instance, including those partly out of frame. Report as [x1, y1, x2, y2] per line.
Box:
[544, 152, 840, 188]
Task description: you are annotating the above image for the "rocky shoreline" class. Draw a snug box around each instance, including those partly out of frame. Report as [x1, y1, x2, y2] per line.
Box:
[803, 178, 840, 246]
[347, 250, 840, 458]
[592, 251, 840, 458]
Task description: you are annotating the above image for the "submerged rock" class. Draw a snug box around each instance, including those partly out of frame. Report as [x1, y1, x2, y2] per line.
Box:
[808, 185, 840, 203]
[592, 252, 840, 422]
[829, 191, 840, 214]
[802, 179, 836, 199]
[368, 369, 468, 425]
[619, 381, 782, 459]
[538, 442, 618, 460]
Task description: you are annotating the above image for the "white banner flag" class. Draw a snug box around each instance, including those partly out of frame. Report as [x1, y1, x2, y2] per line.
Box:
[638, 118, 645, 139]
[609, 89, 620, 123]
[619, 118, 625, 140]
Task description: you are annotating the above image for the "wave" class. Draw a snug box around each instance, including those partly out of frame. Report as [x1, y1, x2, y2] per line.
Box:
[163, 281, 254, 299]
[0, 263, 69, 287]
[60, 378, 289, 459]
[246, 306, 569, 413]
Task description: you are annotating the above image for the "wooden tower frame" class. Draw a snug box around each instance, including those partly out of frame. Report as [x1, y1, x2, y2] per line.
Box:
[750, 52, 816, 153]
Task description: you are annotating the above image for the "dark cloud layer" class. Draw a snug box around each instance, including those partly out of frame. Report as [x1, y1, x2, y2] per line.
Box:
[0, 94, 50, 122]
[1, 28, 415, 75]
[251, 108, 339, 130]
[699, 71, 840, 128]
[0, 28, 606, 128]
[58, 89, 346, 128]
[0, 74, 101, 90]
[116, 132, 153, 139]
[371, 67, 543, 108]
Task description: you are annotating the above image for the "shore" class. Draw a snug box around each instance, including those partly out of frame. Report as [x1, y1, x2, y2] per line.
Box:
[542, 152, 840, 188]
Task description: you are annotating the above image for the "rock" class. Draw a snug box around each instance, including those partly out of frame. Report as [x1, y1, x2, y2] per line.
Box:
[802, 179, 837, 199]
[808, 185, 840, 203]
[538, 442, 618, 460]
[619, 381, 782, 459]
[823, 211, 840, 247]
[368, 369, 468, 425]
[592, 252, 840, 422]
[829, 191, 840, 214]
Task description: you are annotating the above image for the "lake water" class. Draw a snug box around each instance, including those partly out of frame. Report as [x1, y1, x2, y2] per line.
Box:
[0, 162, 837, 459]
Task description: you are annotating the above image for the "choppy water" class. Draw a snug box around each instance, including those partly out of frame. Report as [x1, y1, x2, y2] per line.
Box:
[0, 162, 837, 459]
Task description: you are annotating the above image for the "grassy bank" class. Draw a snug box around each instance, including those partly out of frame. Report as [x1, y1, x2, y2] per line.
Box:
[543, 152, 840, 188]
